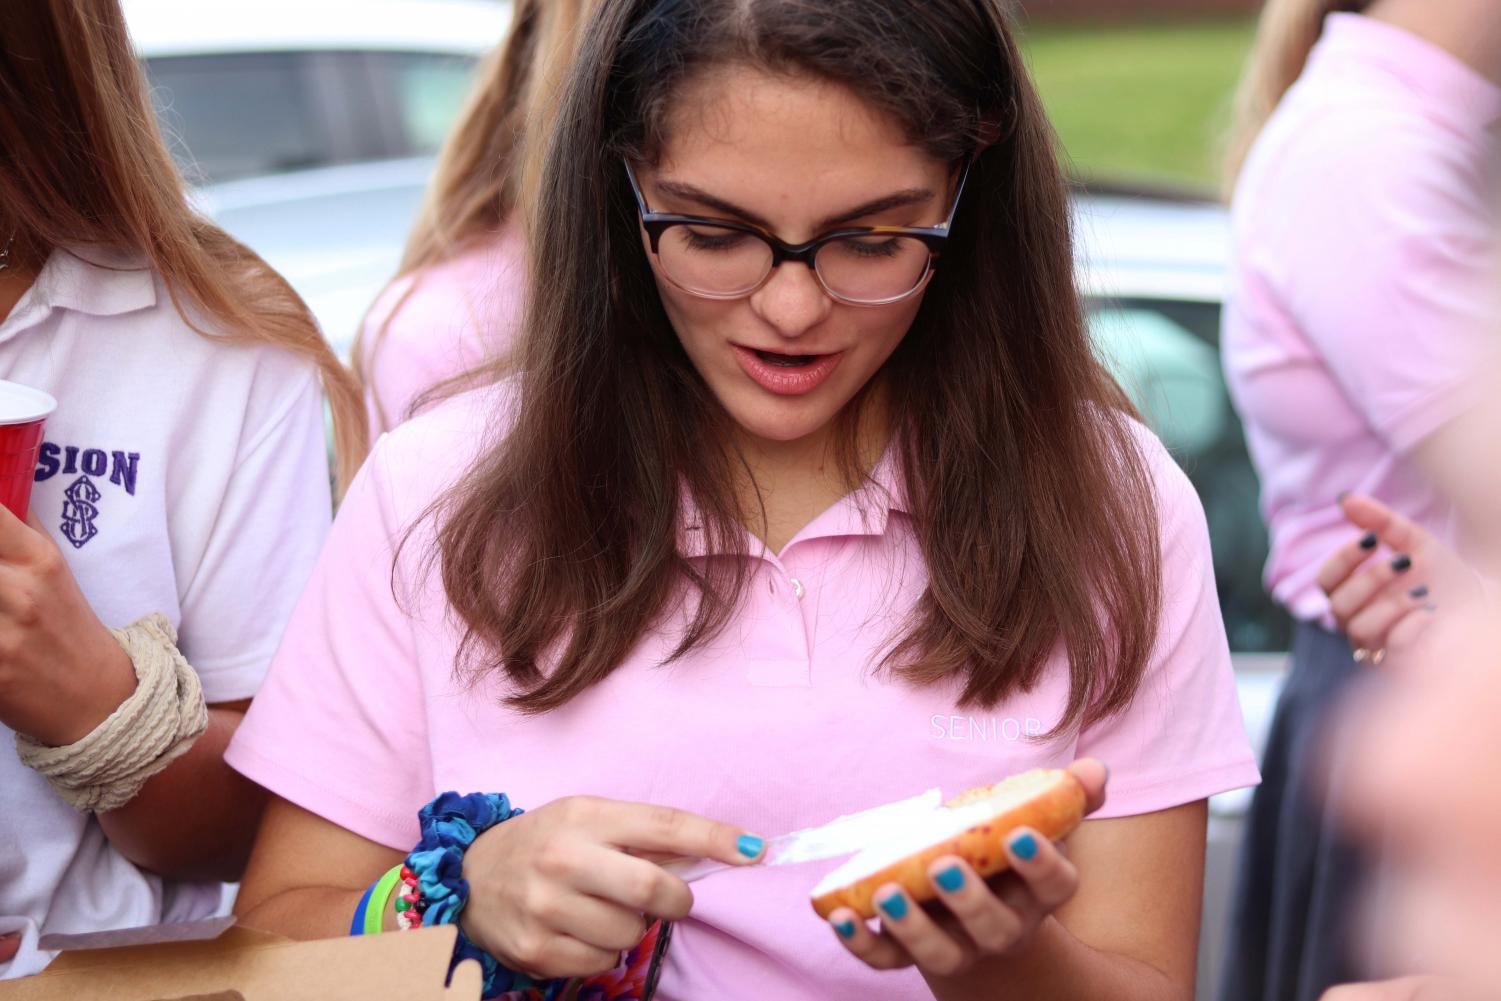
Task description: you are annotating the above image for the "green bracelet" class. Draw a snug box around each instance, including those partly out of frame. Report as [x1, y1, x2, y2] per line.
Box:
[364, 864, 405, 936]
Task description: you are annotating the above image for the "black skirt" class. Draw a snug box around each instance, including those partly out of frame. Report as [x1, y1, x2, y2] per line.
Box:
[1219, 621, 1370, 1001]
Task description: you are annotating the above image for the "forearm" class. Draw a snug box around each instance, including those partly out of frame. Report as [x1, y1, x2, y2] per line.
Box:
[234, 797, 408, 942]
[97, 703, 268, 883]
[236, 885, 375, 941]
[923, 917, 1189, 1001]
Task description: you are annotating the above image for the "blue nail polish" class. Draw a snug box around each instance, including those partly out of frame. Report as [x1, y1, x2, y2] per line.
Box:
[1391, 554, 1413, 573]
[1010, 832, 1039, 861]
[878, 894, 909, 920]
[1358, 532, 1378, 551]
[1410, 585, 1430, 600]
[834, 919, 857, 939]
[737, 834, 764, 859]
[935, 866, 965, 892]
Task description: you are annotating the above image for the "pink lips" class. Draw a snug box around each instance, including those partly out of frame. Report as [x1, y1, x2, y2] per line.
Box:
[732, 345, 844, 396]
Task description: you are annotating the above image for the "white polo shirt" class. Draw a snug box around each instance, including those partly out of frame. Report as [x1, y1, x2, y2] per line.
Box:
[0, 247, 333, 978]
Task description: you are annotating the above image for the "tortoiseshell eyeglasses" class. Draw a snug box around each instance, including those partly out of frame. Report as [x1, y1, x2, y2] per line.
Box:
[624, 159, 970, 307]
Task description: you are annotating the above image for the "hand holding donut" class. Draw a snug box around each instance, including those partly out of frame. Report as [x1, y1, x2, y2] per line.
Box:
[827, 759, 1108, 978]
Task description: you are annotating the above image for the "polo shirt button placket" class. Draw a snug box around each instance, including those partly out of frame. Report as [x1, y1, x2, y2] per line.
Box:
[744, 561, 813, 686]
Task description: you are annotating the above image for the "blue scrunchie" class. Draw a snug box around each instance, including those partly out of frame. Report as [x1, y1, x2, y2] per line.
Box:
[406, 791, 533, 999]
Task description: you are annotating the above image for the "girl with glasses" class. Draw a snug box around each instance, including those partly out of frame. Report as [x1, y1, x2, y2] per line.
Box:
[230, 1, 1257, 998]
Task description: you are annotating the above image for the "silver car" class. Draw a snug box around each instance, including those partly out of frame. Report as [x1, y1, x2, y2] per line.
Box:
[129, 0, 512, 356]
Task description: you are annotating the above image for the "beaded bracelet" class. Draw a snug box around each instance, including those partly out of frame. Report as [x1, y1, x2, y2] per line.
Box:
[403, 792, 528, 999]
[395, 863, 423, 931]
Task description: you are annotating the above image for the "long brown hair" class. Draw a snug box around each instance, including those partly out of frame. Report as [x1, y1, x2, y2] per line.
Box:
[354, 0, 597, 430]
[438, 0, 1163, 733]
[0, 0, 367, 489]
[1223, 0, 1370, 195]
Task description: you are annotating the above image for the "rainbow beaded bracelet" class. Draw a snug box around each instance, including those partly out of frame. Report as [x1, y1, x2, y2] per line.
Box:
[395, 863, 423, 930]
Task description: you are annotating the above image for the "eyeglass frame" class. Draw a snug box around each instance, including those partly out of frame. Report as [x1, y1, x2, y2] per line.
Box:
[622, 157, 972, 308]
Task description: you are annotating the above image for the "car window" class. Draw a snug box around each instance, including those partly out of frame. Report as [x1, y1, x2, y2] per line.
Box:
[145, 53, 335, 184]
[1089, 299, 1291, 654]
[372, 52, 482, 156]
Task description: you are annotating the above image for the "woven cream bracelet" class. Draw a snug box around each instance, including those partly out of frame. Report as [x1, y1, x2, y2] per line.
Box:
[15, 613, 209, 813]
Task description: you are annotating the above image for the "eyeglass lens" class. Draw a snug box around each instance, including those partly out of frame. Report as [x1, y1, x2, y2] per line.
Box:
[656, 224, 931, 303]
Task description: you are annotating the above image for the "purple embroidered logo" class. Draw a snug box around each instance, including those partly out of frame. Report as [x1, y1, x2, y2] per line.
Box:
[60, 477, 101, 549]
[35, 444, 139, 550]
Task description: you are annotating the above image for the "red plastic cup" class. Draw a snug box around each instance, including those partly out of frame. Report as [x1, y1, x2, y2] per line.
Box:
[0, 381, 57, 520]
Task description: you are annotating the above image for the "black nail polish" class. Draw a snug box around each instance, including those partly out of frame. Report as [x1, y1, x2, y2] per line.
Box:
[1359, 532, 1378, 551]
[1410, 585, 1430, 600]
[1391, 555, 1412, 573]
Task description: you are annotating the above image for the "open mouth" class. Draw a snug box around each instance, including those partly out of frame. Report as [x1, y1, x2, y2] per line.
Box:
[754, 349, 822, 368]
[732, 344, 844, 396]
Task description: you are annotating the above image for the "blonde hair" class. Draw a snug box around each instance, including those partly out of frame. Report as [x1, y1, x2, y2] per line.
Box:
[354, 0, 597, 428]
[0, 0, 368, 491]
[1223, 0, 1371, 197]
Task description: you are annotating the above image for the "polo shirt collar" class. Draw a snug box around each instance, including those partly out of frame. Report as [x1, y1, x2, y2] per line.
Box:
[39, 246, 158, 316]
[679, 445, 909, 559]
[0, 245, 158, 347]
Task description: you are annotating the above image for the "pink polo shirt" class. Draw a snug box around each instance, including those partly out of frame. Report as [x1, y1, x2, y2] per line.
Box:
[1222, 14, 1501, 622]
[358, 223, 525, 436]
[227, 387, 1257, 1000]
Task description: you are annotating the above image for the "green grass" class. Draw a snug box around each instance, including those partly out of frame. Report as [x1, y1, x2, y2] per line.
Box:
[1019, 18, 1258, 191]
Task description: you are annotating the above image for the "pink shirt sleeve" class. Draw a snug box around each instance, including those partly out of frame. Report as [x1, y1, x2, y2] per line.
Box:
[225, 439, 431, 849]
[1077, 431, 1260, 819]
[359, 274, 447, 436]
[1257, 117, 1499, 453]
[359, 229, 526, 437]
